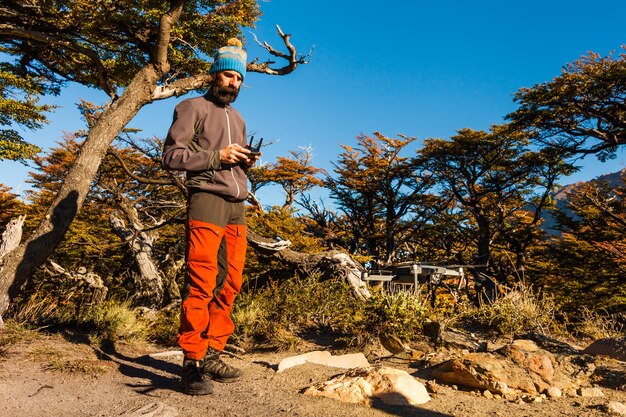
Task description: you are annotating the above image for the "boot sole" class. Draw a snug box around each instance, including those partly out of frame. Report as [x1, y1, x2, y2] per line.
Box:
[184, 387, 214, 395]
[212, 375, 242, 383]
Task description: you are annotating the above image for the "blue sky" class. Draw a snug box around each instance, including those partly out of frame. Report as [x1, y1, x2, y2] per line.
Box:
[2, 0, 625, 207]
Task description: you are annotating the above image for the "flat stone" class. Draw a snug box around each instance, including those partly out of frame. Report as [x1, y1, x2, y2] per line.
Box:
[578, 387, 605, 397]
[606, 401, 626, 416]
[326, 353, 371, 369]
[277, 351, 332, 372]
[148, 350, 183, 359]
[277, 351, 369, 372]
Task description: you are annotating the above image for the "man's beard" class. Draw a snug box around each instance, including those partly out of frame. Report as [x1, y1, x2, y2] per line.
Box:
[211, 83, 239, 106]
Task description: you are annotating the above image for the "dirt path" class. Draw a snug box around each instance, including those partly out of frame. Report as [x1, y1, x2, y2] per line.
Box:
[1, 332, 624, 417]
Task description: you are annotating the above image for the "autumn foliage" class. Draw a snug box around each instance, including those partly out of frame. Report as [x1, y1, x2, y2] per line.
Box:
[0, 19, 625, 333]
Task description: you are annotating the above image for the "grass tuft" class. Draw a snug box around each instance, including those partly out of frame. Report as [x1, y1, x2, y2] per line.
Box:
[86, 300, 149, 343]
[30, 345, 110, 375]
[572, 307, 624, 340]
[462, 282, 562, 338]
[0, 320, 42, 356]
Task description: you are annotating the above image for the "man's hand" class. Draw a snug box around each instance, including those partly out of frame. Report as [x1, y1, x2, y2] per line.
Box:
[220, 143, 261, 165]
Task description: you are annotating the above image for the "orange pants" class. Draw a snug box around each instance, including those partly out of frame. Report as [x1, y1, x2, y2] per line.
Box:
[178, 192, 247, 360]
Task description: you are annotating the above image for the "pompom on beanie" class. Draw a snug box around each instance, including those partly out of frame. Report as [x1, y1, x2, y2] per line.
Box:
[209, 38, 247, 80]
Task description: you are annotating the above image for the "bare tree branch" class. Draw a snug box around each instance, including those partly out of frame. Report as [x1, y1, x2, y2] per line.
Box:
[248, 25, 312, 75]
[153, 24, 312, 99]
[107, 148, 184, 188]
[152, 73, 213, 100]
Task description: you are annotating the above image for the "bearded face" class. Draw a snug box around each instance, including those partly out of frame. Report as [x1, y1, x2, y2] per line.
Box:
[210, 80, 240, 106]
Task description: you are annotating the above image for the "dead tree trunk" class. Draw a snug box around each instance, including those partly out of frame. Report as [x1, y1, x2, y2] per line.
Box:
[0, 66, 163, 316]
[247, 230, 371, 300]
[109, 212, 165, 308]
[161, 249, 183, 305]
[0, 215, 26, 326]
[0, 216, 25, 261]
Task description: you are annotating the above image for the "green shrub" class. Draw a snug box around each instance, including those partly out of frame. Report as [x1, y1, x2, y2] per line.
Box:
[359, 288, 429, 343]
[86, 300, 148, 342]
[12, 290, 87, 325]
[232, 274, 359, 349]
[233, 275, 431, 349]
[143, 305, 180, 346]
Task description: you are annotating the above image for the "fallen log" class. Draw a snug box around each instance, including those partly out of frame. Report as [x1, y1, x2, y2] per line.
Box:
[45, 260, 108, 305]
[247, 229, 371, 300]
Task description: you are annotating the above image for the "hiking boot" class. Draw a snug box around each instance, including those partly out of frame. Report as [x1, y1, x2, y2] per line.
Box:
[181, 359, 214, 395]
[202, 349, 243, 383]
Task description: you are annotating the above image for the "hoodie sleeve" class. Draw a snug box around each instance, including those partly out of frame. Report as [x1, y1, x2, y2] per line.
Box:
[162, 100, 222, 172]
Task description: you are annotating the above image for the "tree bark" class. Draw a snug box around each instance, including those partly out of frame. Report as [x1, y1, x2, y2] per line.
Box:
[0, 215, 25, 323]
[0, 215, 25, 260]
[109, 212, 165, 308]
[473, 213, 496, 303]
[0, 66, 161, 316]
[161, 251, 183, 304]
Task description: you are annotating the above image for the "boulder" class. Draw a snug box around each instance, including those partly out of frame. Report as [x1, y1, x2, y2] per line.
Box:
[303, 366, 430, 407]
[498, 339, 556, 393]
[516, 332, 581, 354]
[582, 338, 626, 362]
[430, 339, 585, 395]
[439, 327, 483, 352]
[430, 352, 536, 394]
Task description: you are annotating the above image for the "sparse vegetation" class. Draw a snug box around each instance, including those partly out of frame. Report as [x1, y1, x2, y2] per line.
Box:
[30, 344, 111, 375]
[0, 320, 42, 356]
[232, 275, 360, 350]
[571, 307, 625, 340]
[4, 270, 625, 358]
[461, 282, 563, 338]
[86, 300, 149, 343]
[358, 289, 429, 344]
[232, 275, 431, 350]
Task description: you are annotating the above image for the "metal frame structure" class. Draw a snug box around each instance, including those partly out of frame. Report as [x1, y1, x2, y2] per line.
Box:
[361, 262, 468, 305]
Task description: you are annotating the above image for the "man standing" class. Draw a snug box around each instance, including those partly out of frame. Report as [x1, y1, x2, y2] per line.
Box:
[162, 38, 259, 395]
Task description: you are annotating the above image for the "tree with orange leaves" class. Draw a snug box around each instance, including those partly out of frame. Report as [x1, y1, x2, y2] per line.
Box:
[0, 1, 309, 315]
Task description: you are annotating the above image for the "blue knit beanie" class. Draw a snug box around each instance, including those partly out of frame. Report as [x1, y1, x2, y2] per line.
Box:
[209, 38, 247, 80]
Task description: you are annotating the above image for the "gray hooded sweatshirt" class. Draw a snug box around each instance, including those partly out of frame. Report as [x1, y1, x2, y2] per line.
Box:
[162, 94, 248, 202]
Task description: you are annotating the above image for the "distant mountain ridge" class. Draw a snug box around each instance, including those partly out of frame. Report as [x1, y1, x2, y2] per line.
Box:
[553, 168, 626, 204]
[544, 168, 626, 234]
